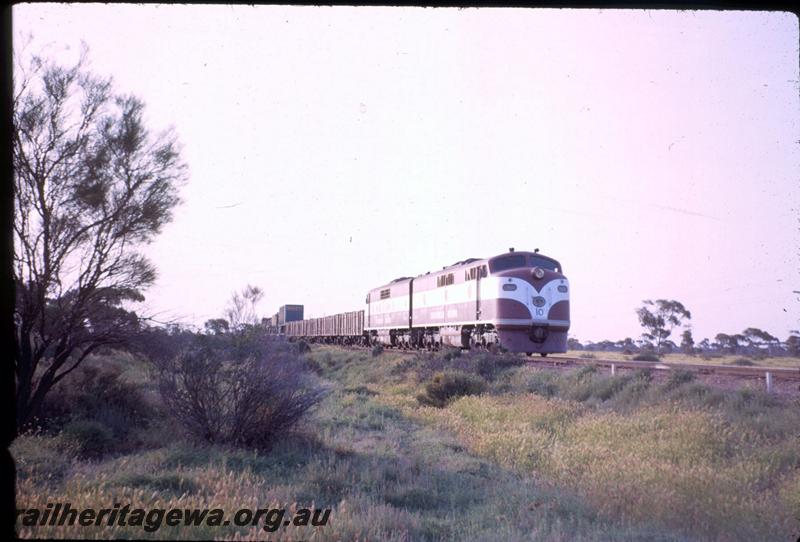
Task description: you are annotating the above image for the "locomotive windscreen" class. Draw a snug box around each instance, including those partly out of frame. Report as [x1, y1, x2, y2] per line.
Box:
[489, 254, 527, 272]
[490, 254, 561, 273]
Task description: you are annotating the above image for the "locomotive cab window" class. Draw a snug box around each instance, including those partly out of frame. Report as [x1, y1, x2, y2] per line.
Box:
[489, 254, 527, 272]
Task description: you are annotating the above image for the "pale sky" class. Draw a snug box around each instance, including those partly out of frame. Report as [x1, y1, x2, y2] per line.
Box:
[12, 5, 800, 343]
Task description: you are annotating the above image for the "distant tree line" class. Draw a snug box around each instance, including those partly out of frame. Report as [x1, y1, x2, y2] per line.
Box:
[566, 299, 798, 358]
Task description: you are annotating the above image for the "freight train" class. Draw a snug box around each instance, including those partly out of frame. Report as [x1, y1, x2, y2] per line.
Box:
[267, 248, 569, 355]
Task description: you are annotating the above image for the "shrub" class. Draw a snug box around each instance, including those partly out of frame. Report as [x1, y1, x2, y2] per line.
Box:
[38, 357, 154, 447]
[372, 344, 384, 357]
[526, 371, 560, 397]
[664, 369, 695, 391]
[156, 337, 327, 450]
[731, 358, 754, 366]
[469, 351, 526, 380]
[11, 434, 76, 484]
[61, 420, 114, 459]
[574, 365, 598, 379]
[576, 376, 631, 403]
[417, 371, 487, 408]
[633, 352, 660, 362]
[579, 352, 596, 359]
[602, 369, 654, 408]
[701, 351, 723, 360]
[296, 339, 311, 354]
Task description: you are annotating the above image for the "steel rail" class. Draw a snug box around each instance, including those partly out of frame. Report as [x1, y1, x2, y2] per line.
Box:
[542, 356, 800, 392]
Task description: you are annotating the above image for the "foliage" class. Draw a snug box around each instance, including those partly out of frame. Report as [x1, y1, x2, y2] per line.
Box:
[567, 337, 584, 350]
[61, 420, 114, 459]
[411, 349, 524, 383]
[133, 324, 197, 364]
[663, 369, 695, 390]
[203, 318, 229, 335]
[741, 327, 778, 348]
[14, 345, 800, 541]
[680, 329, 694, 354]
[38, 355, 154, 448]
[635, 299, 691, 353]
[715, 333, 745, 355]
[371, 343, 384, 357]
[224, 284, 263, 332]
[155, 334, 326, 450]
[632, 352, 660, 362]
[296, 339, 311, 354]
[786, 332, 800, 357]
[417, 371, 487, 408]
[12, 48, 186, 432]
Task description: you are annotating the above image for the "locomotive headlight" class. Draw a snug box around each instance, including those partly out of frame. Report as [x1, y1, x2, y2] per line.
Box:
[532, 267, 545, 279]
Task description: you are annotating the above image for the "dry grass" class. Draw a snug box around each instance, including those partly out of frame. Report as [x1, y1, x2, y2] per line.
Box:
[13, 345, 800, 541]
[391, 386, 800, 541]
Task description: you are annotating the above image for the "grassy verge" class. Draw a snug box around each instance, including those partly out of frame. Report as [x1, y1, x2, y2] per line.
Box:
[381, 356, 800, 541]
[13, 345, 800, 540]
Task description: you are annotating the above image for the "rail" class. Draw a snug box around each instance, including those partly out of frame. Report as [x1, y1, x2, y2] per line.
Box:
[543, 356, 800, 393]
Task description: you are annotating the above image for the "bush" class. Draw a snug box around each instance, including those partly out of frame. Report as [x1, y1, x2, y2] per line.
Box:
[526, 371, 560, 397]
[609, 377, 652, 407]
[371, 344, 384, 357]
[11, 434, 76, 484]
[412, 350, 525, 383]
[731, 358, 755, 366]
[633, 352, 660, 362]
[156, 337, 327, 450]
[61, 420, 114, 459]
[700, 351, 724, 360]
[574, 365, 598, 379]
[663, 369, 695, 391]
[296, 339, 311, 354]
[38, 357, 154, 448]
[417, 371, 487, 408]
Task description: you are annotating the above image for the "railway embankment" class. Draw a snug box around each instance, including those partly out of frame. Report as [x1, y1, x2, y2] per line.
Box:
[12, 344, 800, 541]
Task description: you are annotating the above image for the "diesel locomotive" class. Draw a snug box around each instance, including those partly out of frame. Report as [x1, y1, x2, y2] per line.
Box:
[272, 248, 570, 355]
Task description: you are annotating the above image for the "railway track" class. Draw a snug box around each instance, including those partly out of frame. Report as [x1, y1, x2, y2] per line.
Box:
[320, 343, 800, 393]
[536, 355, 800, 393]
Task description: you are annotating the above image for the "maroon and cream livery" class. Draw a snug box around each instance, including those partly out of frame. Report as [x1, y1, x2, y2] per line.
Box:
[365, 249, 569, 355]
[270, 248, 569, 355]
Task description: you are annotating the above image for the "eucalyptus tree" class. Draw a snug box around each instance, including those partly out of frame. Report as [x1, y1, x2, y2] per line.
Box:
[635, 299, 692, 353]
